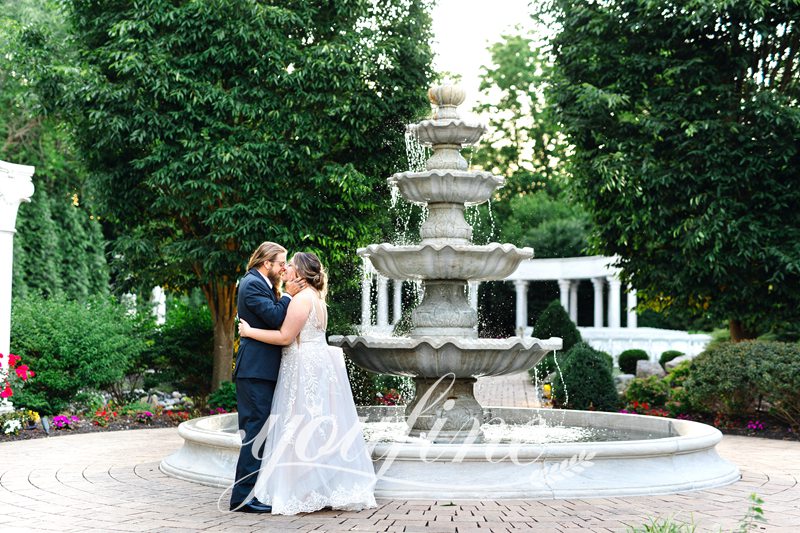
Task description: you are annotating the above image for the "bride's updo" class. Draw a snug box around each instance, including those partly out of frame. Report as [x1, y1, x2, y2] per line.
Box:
[292, 252, 328, 300]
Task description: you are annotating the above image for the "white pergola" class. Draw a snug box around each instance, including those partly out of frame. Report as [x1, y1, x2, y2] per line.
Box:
[0, 160, 35, 412]
[360, 255, 635, 334]
[505, 255, 637, 334]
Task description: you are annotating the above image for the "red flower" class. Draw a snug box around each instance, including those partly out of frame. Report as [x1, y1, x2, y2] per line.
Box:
[8, 354, 21, 367]
[0, 383, 13, 398]
[15, 364, 33, 381]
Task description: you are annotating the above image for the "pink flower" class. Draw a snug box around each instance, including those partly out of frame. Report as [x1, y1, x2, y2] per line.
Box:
[15, 364, 33, 381]
[8, 354, 21, 367]
[0, 383, 13, 398]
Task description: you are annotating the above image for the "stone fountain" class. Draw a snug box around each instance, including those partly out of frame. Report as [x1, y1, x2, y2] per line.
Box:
[329, 84, 561, 443]
[161, 84, 740, 500]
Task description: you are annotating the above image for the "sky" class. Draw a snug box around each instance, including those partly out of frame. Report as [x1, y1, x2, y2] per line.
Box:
[430, 0, 536, 116]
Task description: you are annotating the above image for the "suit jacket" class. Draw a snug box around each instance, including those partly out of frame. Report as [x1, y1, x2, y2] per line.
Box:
[234, 268, 291, 380]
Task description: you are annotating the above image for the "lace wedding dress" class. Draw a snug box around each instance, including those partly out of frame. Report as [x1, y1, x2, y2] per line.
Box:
[253, 295, 377, 515]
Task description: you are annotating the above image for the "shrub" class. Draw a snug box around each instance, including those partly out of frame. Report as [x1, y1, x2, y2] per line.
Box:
[618, 349, 649, 375]
[551, 342, 619, 411]
[531, 300, 582, 379]
[533, 300, 582, 352]
[748, 341, 800, 429]
[10, 294, 146, 415]
[373, 374, 414, 405]
[140, 297, 214, 396]
[659, 350, 684, 369]
[664, 360, 693, 388]
[685, 342, 758, 416]
[208, 381, 237, 412]
[625, 376, 670, 407]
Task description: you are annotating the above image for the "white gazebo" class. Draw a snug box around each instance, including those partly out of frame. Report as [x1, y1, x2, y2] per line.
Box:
[359, 255, 710, 364]
[0, 160, 35, 412]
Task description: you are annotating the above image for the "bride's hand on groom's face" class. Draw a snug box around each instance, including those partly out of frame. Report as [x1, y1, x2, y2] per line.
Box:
[284, 278, 306, 296]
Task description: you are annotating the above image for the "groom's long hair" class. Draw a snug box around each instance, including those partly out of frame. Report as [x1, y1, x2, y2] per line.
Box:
[247, 241, 287, 271]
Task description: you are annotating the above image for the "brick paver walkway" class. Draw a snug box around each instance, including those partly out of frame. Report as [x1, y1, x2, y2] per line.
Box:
[1, 374, 797, 532]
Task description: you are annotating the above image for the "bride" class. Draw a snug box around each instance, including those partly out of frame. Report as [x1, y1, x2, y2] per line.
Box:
[237, 252, 377, 515]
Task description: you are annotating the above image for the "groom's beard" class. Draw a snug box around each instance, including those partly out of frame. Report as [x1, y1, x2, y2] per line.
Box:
[268, 271, 283, 296]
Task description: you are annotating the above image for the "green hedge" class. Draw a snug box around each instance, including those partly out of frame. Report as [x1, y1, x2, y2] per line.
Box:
[551, 342, 619, 411]
[10, 294, 146, 415]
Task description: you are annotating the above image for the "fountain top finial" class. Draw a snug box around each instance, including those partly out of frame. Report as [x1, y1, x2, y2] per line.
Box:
[427, 83, 466, 120]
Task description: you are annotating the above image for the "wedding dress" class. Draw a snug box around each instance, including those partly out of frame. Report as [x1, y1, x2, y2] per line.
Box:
[253, 295, 377, 515]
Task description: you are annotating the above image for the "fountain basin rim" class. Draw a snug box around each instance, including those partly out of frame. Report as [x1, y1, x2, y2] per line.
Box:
[389, 169, 501, 182]
[370, 416, 723, 461]
[329, 334, 563, 352]
[166, 409, 722, 459]
[359, 242, 534, 256]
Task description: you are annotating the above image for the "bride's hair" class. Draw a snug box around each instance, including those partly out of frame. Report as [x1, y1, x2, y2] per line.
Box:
[247, 241, 286, 271]
[291, 252, 327, 301]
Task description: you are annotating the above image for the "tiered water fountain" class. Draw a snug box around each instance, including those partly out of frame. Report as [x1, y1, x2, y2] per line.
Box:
[161, 84, 740, 500]
[330, 84, 561, 443]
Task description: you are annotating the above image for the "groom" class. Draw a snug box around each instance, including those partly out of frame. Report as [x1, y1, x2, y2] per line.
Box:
[230, 241, 304, 513]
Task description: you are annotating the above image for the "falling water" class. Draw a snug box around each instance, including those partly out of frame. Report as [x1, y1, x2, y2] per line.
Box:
[404, 129, 428, 172]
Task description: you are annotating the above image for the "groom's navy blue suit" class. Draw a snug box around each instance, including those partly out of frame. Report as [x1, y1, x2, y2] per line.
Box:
[231, 268, 291, 507]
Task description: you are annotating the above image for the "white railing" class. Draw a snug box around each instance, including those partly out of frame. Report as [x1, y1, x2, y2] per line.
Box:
[577, 327, 711, 366]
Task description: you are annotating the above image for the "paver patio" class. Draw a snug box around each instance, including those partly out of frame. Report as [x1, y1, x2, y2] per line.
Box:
[1, 372, 797, 532]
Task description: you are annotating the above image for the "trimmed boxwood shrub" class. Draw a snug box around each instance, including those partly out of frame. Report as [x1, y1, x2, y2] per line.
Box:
[746, 341, 800, 428]
[10, 294, 146, 415]
[530, 300, 582, 379]
[551, 342, 619, 411]
[659, 350, 684, 369]
[618, 349, 649, 375]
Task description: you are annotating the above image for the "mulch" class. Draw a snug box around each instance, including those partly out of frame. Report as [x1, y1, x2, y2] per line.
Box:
[0, 414, 183, 443]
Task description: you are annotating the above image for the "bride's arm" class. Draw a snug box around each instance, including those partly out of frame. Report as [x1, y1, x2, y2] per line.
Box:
[238, 294, 312, 345]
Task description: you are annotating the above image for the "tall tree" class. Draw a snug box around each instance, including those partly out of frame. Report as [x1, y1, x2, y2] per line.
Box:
[546, 0, 800, 341]
[64, 0, 435, 388]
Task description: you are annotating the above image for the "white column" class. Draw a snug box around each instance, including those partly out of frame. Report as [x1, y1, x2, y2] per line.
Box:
[376, 275, 389, 327]
[392, 279, 403, 325]
[361, 275, 372, 327]
[151, 286, 167, 325]
[514, 280, 529, 335]
[557, 279, 571, 314]
[626, 286, 638, 329]
[591, 277, 605, 327]
[0, 160, 35, 413]
[607, 276, 622, 328]
[468, 281, 479, 311]
[569, 281, 579, 324]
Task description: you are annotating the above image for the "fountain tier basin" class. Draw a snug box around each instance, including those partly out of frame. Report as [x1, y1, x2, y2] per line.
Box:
[409, 119, 486, 146]
[328, 335, 561, 377]
[360, 242, 533, 281]
[160, 407, 740, 499]
[389, 170, 504, 205]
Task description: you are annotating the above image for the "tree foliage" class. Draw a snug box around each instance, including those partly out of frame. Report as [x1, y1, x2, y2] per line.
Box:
[546, 0, 800, 340]
[1, 0, 109, 301]
[63, 0, 435, 388]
